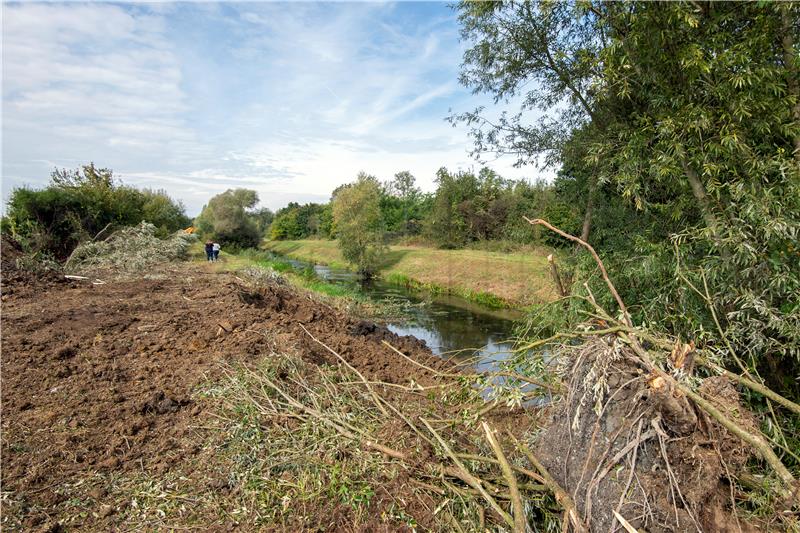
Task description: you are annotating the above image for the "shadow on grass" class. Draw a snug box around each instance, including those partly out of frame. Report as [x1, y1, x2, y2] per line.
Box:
[378, 248, 409, 270]
[265, 242, 303, 255]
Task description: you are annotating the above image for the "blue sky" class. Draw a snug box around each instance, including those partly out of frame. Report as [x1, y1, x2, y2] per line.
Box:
[2, 1, 549, 215]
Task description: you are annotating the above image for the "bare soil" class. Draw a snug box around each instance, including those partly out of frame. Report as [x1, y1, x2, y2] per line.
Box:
[2, 257, 488, 531]
[3, 245, 767, 532]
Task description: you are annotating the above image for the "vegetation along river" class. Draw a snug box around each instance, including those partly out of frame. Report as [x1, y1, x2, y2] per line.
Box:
[267, 252, 524, 375]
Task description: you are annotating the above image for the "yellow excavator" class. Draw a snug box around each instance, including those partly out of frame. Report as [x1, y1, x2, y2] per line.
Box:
[183, 226, 197, 234]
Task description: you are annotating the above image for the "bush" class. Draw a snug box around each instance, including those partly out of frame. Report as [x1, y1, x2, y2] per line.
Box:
[2, 164, 190, 260]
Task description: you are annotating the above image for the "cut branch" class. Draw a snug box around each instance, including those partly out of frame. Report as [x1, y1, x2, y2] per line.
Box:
[483, 422, 526, 532]
[524, 217, 632, 328]
[421, 418, 515, 529]
[300, 324, 389, 417]
[511, 433, 587, 533]
[548, 254, 568, 297]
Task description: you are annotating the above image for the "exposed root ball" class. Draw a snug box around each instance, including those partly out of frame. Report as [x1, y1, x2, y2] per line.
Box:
[536, 336, 757, 532]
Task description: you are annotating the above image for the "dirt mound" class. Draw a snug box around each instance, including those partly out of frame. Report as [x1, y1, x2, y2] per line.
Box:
[1, 234, 24, 267]
[1, 234, 65, 295]
[0, 263, 459, 530]
[536, 335, 759, 532]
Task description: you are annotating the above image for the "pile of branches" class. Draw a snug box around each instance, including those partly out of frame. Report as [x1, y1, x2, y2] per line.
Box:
[65, 222, 196, 275]
[217, 317, 569, 531]
[278, 325, 797, 531]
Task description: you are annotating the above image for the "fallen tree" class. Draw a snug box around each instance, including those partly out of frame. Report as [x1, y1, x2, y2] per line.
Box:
[229, 251, 799, 531]
[520, 218, 799, 531]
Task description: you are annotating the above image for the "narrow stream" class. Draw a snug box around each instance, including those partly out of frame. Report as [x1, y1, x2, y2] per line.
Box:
[268, 252, 524, 373]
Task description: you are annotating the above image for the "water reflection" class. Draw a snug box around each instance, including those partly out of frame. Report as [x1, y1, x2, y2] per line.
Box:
[270, 253, 522, 372]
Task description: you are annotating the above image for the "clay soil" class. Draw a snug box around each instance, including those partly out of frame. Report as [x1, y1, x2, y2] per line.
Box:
[1, 257, 507, 531]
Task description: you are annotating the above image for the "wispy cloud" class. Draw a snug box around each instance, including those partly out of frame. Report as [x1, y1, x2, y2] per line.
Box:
[2, 2, 549, 215]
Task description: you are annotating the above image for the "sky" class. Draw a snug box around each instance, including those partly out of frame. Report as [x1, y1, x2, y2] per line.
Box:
[2, 1, 551, 216]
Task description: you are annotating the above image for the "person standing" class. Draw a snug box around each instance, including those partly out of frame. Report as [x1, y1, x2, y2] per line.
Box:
[212, 242, 221, 261]
[205, 241, 214, 262]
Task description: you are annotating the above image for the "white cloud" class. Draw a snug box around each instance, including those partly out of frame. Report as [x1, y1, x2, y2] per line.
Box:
[2, 3, 200, 177]
[2, 2, 552, 216]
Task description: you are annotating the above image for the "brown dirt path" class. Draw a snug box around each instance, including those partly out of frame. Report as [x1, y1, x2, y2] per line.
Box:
[0, 262, 462, 531]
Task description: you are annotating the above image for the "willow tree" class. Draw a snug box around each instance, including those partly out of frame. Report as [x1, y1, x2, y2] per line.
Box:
[195, 188, 261, 248]
[453, 0, 607, 241]
[332, 173, 387, 278]
[455, 1, 800, 387]
[593, 2, 800, 379]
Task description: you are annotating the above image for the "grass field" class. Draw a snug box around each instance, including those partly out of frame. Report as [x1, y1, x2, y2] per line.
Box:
[264, 239, 556, 307]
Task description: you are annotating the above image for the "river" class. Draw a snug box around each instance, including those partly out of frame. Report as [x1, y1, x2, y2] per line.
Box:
[268, 253, 524, 374]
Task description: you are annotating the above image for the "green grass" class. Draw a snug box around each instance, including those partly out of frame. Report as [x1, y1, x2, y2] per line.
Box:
[212, 248, 366, 301]
[264, 239, 556, 308]
[195, 248, 406, 320]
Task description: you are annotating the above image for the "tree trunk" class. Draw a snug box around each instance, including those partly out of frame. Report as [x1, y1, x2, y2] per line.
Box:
[781, 7, 800, 165]
[681, 157, 720, 237]
[580, 177, 597, 243]
[547, 254, 568, 297]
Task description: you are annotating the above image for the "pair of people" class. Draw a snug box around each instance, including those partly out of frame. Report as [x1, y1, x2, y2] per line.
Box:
[204, 241, 221, 262]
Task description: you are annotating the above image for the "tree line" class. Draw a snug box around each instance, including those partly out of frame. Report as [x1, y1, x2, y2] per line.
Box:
[260, 168, 577, 248]
[193, 166, 579, 277]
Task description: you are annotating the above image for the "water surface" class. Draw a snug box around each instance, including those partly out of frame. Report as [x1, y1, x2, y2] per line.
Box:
[269, 253, 523, 373]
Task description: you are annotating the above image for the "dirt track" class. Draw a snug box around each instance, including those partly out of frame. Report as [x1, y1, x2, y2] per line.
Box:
[1, 261, 465, 531]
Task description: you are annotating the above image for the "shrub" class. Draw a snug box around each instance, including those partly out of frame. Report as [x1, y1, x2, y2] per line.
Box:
[3, 164, 190, 259]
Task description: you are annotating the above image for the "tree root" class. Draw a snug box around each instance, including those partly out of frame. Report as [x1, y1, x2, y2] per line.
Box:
[530, 217, 800, 500]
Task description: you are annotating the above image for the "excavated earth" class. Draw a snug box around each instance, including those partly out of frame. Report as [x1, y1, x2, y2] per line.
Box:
[3, 244, 770, 532]
[2, 253, 503, 531]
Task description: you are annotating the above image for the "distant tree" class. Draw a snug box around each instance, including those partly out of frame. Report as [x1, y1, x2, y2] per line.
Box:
[141, 189, 193, 233]
[250, 207, 274, 236]
[425, 168, 475, 248]
[195, 189, 261, 248]
[383, 171, 425, 236]
[269, 202, 328, 240]
[425, 167, 520, 246]
[270, 202, 302, 240]
[318, 204, 334, 238]
[388, 171, 420, 201]
[332, 173, 387, 278]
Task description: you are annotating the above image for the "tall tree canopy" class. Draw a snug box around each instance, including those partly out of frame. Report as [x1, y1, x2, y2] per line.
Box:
[195, 189, 262, 248]
[455, 1, 800, 383]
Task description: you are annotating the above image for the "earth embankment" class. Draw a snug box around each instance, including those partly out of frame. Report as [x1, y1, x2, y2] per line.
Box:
[2, 261, 507, 530]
